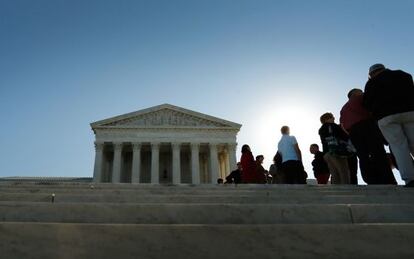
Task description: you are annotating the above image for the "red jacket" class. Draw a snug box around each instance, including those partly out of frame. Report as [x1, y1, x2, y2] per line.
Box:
[240, 151, 256, 183]
[241, 151, 265, 183]
[340, 95, 371, 131]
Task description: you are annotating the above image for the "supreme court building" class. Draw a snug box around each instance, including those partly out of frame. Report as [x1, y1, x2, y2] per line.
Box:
[91, 104, 242, 184]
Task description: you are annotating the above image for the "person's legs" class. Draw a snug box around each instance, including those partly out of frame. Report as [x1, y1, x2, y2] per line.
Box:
[379, 114, 414, 184]
[337, 157, 351, 184]
[350, 123, 372, 183]
[369, 122, 397, 185]
[281, 162, 294, 184]
[401, 111, 414, 155]
[324, 153, 340, 184]
[293, 161, 306, 184]
[347, 155, 358, 185]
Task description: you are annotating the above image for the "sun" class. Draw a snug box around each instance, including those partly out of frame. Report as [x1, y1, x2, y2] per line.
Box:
[253, 103, 323, 176]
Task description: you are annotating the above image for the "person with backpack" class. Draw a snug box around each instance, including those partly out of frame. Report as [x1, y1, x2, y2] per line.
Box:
[318, 112, 351, 184]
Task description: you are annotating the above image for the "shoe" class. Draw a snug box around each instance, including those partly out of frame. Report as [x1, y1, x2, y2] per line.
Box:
[404, 180, 414, 187]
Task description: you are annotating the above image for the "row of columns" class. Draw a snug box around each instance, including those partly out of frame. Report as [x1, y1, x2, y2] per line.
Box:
[93, 142, 237, 184]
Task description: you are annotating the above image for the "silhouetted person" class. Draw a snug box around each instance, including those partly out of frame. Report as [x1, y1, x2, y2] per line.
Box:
[240, 144, 257, 183]
[310, 144, 330, 184]
[364, 64, 414, 186]
[340, 88, 396, 185]
[319, 113, 351, 184]
[255, 155, 269, 184]
[269, 153, 284, 184]
[225, 162, 243, 184]
[277, 126, 306, 184]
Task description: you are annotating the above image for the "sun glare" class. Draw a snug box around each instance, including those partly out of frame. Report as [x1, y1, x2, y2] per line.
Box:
[253, 103, 322, 177]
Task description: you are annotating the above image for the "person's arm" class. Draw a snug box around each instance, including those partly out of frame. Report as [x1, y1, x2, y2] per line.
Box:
[409, 74, 414, 86]
[294, 144, 302, 161]
[339, 107, 347, 134]
[336, 124, 349, 141]
[363, 82, 373, 112]
[319, 129, 327, 153]
[291, 136, 302, 161]
[341, 123, 349, 135]
[276, 151, 282, 161]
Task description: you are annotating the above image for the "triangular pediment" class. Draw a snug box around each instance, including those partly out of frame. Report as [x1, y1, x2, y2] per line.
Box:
[91, 104, 241, 129]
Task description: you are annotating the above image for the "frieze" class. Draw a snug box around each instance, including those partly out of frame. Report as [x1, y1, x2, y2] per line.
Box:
[102, 109, 230, 127]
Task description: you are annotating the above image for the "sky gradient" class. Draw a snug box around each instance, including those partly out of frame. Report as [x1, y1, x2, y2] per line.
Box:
[1, 0, 413, 183]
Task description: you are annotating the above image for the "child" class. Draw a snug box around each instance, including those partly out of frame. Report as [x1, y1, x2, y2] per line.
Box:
[309, 144, 330, 184]
[318, 113, 351, 184]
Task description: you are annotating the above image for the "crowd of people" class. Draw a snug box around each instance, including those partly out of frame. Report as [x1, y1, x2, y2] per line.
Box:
[224, 64, 414, 187]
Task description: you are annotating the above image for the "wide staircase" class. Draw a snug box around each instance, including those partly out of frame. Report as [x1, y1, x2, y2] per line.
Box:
[1, 182, 414, 259]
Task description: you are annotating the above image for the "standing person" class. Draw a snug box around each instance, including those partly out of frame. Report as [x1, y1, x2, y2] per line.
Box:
[340, 88, 396, 185]
[269, 153, 284, 184]
[255, 155, 268, 184]
[309, 144, 330, 184]
[364, 64, 414, 187]
[225, 162, 242, 184]
[240, 144, 257, 183]
[319, 113, 351, 184]
[277, 126, 306, 184]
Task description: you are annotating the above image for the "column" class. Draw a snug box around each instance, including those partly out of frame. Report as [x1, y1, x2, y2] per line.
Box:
[224, 151, 230, 176]
[191, 143, 200, 184]
[172, 142, 181, 184]
[151, 142, 160, 184]
[219, 154, 225, 179]
[112, 142, 123, 183]
[93, 142, 104, 183]
[228, 143, 238, 171]
[209, 143, 220, 184]
[131, 143, 142, 183]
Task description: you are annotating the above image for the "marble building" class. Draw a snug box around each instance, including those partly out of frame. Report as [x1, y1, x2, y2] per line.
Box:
[91, 104, 242, 184]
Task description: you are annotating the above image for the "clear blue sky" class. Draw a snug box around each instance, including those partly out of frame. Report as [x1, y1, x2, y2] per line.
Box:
[1, 0, 413, 183]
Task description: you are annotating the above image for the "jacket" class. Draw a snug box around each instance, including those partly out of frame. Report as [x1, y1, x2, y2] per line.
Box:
[364, 69, 414, 120]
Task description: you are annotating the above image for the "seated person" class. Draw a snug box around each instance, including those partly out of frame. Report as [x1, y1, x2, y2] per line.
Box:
[269, 153, 283, 184]
[225, 162, 243, 184]
[255, 155, 268, 184]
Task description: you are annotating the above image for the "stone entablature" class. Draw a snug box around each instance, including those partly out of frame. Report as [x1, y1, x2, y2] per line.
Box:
[101, 109, 229, 127]
[91, 104, 241, 184]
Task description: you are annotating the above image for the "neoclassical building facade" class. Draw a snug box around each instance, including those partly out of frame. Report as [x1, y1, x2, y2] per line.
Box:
[91, 104, 242, 184]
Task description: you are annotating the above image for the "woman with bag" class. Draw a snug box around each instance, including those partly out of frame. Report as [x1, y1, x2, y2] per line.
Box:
[318, 112, 352, 184]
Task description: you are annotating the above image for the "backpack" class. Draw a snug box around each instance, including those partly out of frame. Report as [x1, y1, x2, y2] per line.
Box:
[325, 125, 353, 157]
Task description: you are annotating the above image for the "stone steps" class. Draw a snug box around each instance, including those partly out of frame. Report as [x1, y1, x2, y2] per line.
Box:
[2, 222, 414, 259]
[1, 202, 414, 224]
[0, 182, 407, 190]
[1, 192, 414, 204]
[0, 183, 411, 195]
[2, 182, 414, 258]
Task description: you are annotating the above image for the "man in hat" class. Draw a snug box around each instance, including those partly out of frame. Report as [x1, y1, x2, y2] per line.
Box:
[364, 64, 414, 187]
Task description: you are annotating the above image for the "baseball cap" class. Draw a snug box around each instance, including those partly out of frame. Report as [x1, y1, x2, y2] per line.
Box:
[369, 64, 386, 74]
